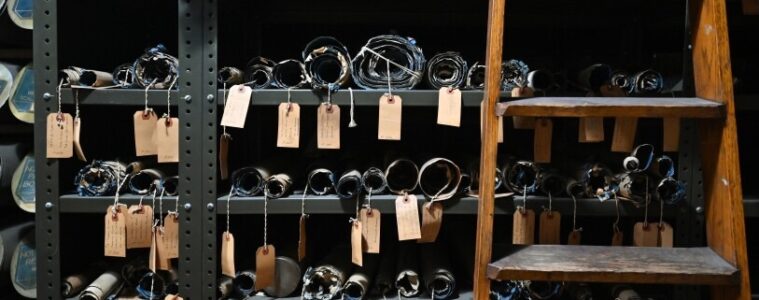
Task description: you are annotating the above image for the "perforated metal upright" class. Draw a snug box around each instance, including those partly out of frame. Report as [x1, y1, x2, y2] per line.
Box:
[33, 0, 207, 298]
[201, 0, 219, 298]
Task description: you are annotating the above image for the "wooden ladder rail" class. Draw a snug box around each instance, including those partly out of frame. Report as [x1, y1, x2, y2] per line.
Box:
[692, 0, 751, 299]
[472, 0, 506, 298]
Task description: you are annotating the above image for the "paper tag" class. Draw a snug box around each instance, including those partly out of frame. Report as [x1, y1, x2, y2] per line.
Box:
[359, 208, 381, 253]
[221, 231, 235, 277]
[298, 215, 307, 261]
[351, 220, 363, 266]
[418, 202, 443, 243]
[611, 117, 638, 153]
[134, 111, 159, 156]
[277, 103, 300, 148]
[163, 214, 179, 258]
[149, 229, 158, 272]
[612, 231, 624, 246]
[378, 95, 402, 140]
[579, 117, 604, 142]
[220, 85, 252, 128]
[498, 115, 504, 143]
[538, 211, 561, 244]
[255, 245, 276, 290]
[155, 228, 172, 270]
[104, 205, 127, 257]
[73, 117, 87, 161]
[219, 133, 231, 180]
[126, 205, 153, 249]
[512, 209, 535, 245]
[164, 295, 184, 300]
[633, 222, 658, 247]
[437, 88, 461, 127]
[658, 222, 674, 248]
[156, 118, 180, 163]
[663, 118, 680, 152]
[567, 230, 582, 245]
[46, 113, 74, 158]
[317, 104, 340, 149]
[534, 118, 553, 163]
[395, 195, 421, 241]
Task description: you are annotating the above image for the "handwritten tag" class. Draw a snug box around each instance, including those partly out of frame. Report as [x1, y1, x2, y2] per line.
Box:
[73, 117, 87, 161]
[46, 113, 74, 158]
[567, 230, 582, 245]
[512, 209, 535, 245]
[134, 111, 158, 156]
[298, 215, 307, 261]
[418, 202, 443, 243]
[317, 104, 340, 149]
[255, 245, 276, 290]
[219, 133, 231, 180]
[126, 205, 153, 249]
[104, 205, 127, 257]
[220, 85, 252, 128]
[395, 194, 421, 241]
[633, 222, 658, 247]
[221, 232, 235, 277]
[437, 88, 461, 127]
[359, 208, 380, 253]
[378, 94, 402, 140]
[658, 222, 674, 248]
[612, 230, 624, 246]
[163, 214, 179, 258]
[277, 103, 300, 148]
[538, 211, 561, 244]
[156, 118, 180, 163]
[352, 220, 363, 266]
[155, 228, 172, 270]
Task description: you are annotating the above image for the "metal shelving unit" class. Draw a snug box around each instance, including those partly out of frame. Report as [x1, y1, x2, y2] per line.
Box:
[34, 0, 207, 298]
[216, 89, 505, 107]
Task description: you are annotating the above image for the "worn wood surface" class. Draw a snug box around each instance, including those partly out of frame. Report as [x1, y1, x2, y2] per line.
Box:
[487, 245, 739, 285]
[473, 0, 505, 298]
[534, 118, 552, 163]
[692, 0, 751, 298]
[663, 118, 681, 152]
[496, 97, 724, 118]
[611, 117, 638, 152]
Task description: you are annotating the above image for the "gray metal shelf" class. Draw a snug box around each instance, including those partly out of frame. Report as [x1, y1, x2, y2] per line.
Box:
[743, 197, 759, 217]
[217, 89, 502, 107]
[59, 87, 178, 106]
[246, 291, 474, 300]
[217, 193, 672, 217]
[59, 194, 179, 213]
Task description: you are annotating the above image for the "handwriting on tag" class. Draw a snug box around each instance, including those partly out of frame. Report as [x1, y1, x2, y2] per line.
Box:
[395, 194, 421, 241]
[539, 211, 561, 244]
[73, 117, 87, 161]
[359, 208, 380, 253]
[633, 222, 658, 247]
[317, 104, 340, 149]
[163, 214, 179, 258]
[512, 209, 535, 245]
[47, 113, 74, 158]
[220, 85, 252, 128]
[418, 202, 443, 243]
[126, 205, 153, 249]
[277, 103, 300, 148]
[298, 215, 307, 261]
[221, 231, 235, 277]
[255, 245, 276, 290]
[378, 95, 402, 140]
[437, 88, 461, 127]
[104, 205, 127, 257]
[352, 220, 363, 266]
[134, 111, 158, 156]
[155, 228, 172, 270]
[156, 118, 179, 163]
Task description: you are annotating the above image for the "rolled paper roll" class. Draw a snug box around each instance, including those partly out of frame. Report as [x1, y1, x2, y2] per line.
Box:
[336, 170, 362, 200]
[128, 169, 165, 195]
[230, 167, 270, 197]
[264, 174, 293, 199]
[263, 256, 302, 297]
[272, 59, 311, 89]
[233, 270, 256, 297]
[385, 158, 420, 195]
[10, 227, 35, 298]
[307, 168, 336, 196]
[302, 245, 352, 300]
[418, 158, 461, 200]
[362, 167, 387, 195]
[395, 242, 421, 298]
[79, 271, 122, 300]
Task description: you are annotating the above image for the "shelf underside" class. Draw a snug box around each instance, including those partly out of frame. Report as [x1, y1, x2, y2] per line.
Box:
[60, 88, 178, 106]
[217, 193, 674, 216]
[488, 245, 739, 285]
[59, 194, 179, 213]
[217, 89, 498, 107]
[497, 97, 725, 118]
